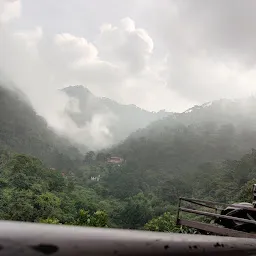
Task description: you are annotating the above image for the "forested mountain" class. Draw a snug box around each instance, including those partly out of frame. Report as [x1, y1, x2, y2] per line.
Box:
[1, 144, 255, 231]
[0, 85, 82, 170]
[2, 81, 256, 232]
[111, 97, 256, 175]
[62, 85, 170, 146]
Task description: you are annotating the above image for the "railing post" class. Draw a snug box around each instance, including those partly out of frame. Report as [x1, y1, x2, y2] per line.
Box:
[176, 197, 181, 225]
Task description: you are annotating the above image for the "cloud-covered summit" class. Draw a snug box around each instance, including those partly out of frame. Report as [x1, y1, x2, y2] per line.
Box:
[1, 0, 256, 148]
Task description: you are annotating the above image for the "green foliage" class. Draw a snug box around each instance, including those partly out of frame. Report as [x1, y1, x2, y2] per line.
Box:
[237, 179, 256, 202]
[0, 152, 111, 228]
[2, 146, 256, 232]
[39, 218, 60, 224]
[117, 193, 153, 229]
[144, 212, 202, 234]
[3, 189, 36, 221]
[144, 212, 179, 232]
[36, 192, 61, 219]
[75, 209, 108, 227]
[84, 151, 96, 164]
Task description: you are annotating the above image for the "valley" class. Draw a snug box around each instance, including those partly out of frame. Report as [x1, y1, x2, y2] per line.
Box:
[1, 82, 256, 231]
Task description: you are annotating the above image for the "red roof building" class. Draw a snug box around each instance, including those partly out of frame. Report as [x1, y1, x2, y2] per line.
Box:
[107, 157, 124, 164]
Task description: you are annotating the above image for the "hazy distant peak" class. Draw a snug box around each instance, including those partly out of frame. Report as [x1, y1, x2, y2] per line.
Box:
[100, 97, 120, 105]
[63, 85, 89, 91]
[62, 85, 91, 92]
[62, 85, 169, 113]
[62, 85, 94, 99]
[61, 84, 171, 148]
[182, 97, 256, 115]
[183, 102, 212, 114]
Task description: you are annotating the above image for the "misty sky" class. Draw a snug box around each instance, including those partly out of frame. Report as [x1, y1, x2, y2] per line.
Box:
[1, 0, 256, 120]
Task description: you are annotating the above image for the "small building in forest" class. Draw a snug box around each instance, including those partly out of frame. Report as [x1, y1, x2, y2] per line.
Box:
[90, 175, 100, 181]
[107, 156, 124, 164]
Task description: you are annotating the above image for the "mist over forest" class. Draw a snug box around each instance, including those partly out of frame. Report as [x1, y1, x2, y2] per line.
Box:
[1, 0, 256, 232]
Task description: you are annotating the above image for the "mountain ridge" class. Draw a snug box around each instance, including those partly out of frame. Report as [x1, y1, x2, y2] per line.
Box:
[109, 96, 256, 177]
[0, 84, 82, 170]
[62, 85, 171, 147]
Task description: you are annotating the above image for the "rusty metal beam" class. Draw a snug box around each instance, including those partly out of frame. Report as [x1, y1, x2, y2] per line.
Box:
[180, 198, 219, 210]
[180, 197, 256, 212]
[1, 221, 256, 255]
[177, 219, 256, 239]
[180, 207, 256, 225]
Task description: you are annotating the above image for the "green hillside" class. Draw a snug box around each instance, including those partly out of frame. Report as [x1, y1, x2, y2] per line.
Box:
[1, 82, 256, 232]
[0, 85, 82, 170]
[111, 97, 256, 175]
[0, 147, 255, 231]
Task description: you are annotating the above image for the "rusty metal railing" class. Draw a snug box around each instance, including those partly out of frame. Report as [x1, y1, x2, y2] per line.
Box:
[0, 221, 256, 255]
[176, 197, 256, 238]
[179, 197, 256, 212]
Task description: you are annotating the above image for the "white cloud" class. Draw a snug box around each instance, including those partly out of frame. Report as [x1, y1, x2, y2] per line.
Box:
[166, 51, 256, 102]
[97, 17, 154, 74]
[14, 27, 43, 56]
[54, 33, 98, 67]
[15, 26, 43, 45]
[0, 16, 142, 149]
[135, 0, 256, 103]
[8, 0, 256, 148]
[0, 0, 21, 23]
[52, 110, 116, 150]
[0, 25, 72, 133]
[74, 113, 116, 149]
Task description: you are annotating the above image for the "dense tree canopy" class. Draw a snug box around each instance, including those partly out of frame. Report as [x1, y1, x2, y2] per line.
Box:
[1, 148, 256, 231]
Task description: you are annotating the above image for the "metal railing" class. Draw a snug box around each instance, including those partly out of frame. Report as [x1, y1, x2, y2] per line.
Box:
[0, 221, 256, 255]
[177, 197, 256, 238]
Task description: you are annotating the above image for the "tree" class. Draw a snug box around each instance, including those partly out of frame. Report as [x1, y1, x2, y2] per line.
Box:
[144, 212, 197, 234]
[118, 193, 153, 229]
[46, 170, 66, 192]
[91, 211, 108, 227]
[96, 152, 108, 162]
[75, 209, 108, 227]
[237, 179, 256, 202]
[84, 151, 96, 164]
[35, 192, 61, 219]
[3, 189, 36, 221]
[160, 178, 192, 203]
[144, 212, 180, 232]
